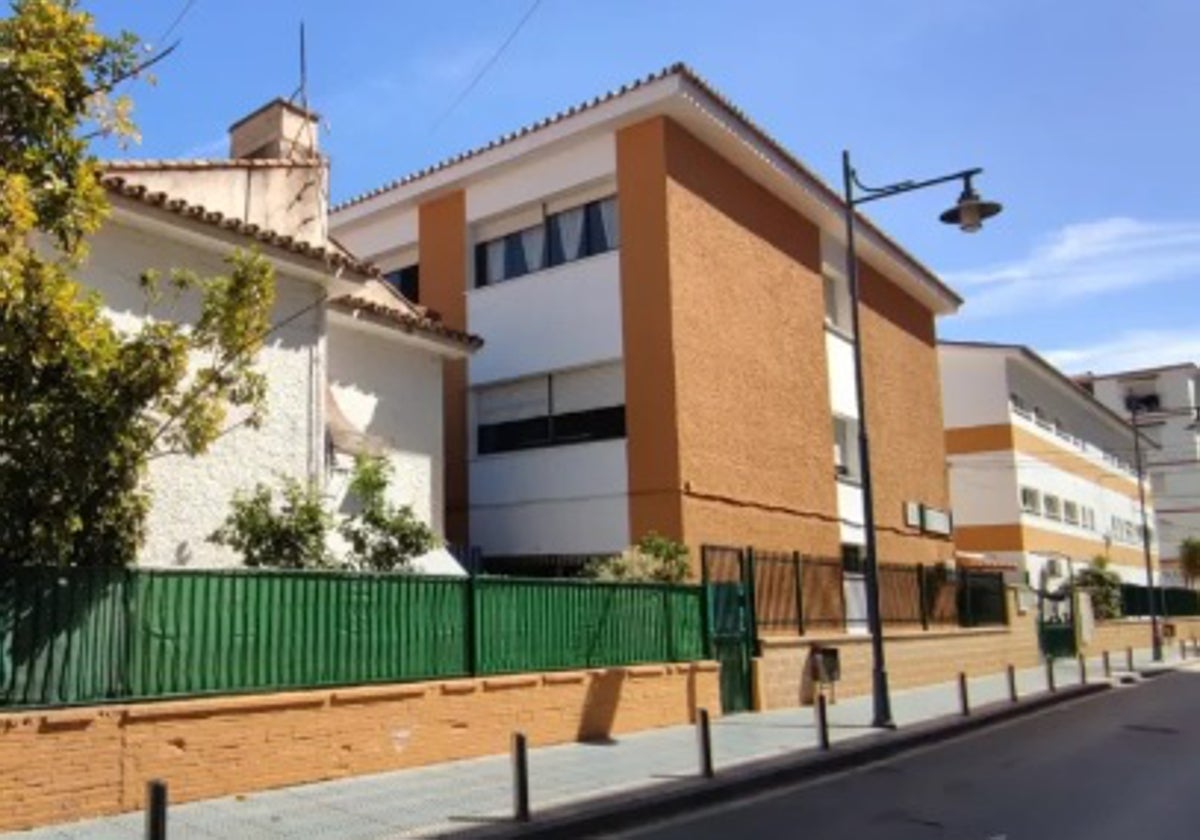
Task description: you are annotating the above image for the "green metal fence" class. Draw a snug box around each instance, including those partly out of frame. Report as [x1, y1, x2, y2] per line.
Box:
[0, 567, 706, 710]
[1121, 583, 1200, 617]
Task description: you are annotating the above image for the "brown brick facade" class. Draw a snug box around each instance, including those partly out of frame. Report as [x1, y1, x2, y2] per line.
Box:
[758, 589, 1038, 707]
[0, 663, 719, 833]
[418, 191, 469, 545]
[859, 262, 954, 564]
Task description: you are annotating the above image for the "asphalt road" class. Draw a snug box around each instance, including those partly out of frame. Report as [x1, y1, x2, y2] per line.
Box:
[618, 670, 1200, 840]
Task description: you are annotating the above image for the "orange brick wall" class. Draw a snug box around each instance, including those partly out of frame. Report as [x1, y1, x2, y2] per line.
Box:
[758, 589, 1039, 708]
[1082, 617, 1200, 657]
[0, 662, 719, 833]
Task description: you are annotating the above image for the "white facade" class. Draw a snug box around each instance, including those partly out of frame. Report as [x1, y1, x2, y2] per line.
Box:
[1085, 365, 1200, 568]
[940, 343, 1158, 587]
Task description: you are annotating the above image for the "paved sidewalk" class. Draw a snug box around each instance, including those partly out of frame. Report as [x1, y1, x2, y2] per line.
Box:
[5, 648, 1181, 840]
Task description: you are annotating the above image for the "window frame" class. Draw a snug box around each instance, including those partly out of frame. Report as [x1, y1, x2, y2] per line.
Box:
[1019, 486, 1041, 515]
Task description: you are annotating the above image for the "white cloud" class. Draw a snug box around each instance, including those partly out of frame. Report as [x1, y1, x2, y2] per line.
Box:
[945, 217, 1200, 319]
[1044, 328, 1200, 375]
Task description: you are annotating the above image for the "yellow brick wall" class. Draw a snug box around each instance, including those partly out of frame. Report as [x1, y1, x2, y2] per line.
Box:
[758, 589, 1040, 708]
[0, 662, 720, 834]
[1082, 617, 1200, 657]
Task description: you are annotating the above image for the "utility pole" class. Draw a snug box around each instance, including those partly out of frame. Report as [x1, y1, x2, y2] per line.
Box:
[1131, 404, 1163, 661]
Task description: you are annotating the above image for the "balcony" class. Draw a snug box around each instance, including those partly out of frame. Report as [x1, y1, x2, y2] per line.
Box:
[1009, 402, 1137, 478]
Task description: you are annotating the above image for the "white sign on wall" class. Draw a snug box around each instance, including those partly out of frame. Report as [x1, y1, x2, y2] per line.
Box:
[920, 505, 953, 536]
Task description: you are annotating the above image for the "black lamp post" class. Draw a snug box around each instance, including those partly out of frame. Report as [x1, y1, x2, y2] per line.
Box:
[841, 151, 1002, 729]
[1129, 404, 1163, 662]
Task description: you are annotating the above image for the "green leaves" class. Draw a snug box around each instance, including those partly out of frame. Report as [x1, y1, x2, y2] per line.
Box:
[0, 4, 277, 567]
[338, 454, 439, 572]
[586, 532, 691, 583]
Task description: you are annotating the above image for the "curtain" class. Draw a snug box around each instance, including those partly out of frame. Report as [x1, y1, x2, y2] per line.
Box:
[552, 206, 585, 264]
[521, 224, 546, 273]
[486, 239, 505, 284]
[598, 197, 620, 250]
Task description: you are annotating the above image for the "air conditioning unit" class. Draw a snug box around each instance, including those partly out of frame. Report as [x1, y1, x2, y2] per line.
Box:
[1044, 558, 1063, 578]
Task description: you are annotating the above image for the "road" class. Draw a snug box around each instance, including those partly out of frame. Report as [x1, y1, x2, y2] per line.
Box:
[618, 670, 1200, 840]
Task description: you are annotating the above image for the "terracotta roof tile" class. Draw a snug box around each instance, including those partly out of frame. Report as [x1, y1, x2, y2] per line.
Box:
[100, 174, 381, 279]
[330, 62, 961, 307]
[327, 294, 483, 350]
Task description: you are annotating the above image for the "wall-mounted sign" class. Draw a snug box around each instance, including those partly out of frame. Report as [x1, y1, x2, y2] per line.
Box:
[903, 501, 922, 529]
[920, 505, 953, 536]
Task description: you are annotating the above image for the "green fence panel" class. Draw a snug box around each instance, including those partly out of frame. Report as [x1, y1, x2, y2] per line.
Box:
[475, 578, 705, 675]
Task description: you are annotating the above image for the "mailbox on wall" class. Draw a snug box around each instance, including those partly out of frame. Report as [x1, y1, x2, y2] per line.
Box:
[810, 646, 841, 684]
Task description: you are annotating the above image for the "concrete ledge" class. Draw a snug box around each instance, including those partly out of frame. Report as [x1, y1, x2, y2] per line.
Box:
[459, 682, 1110, 839]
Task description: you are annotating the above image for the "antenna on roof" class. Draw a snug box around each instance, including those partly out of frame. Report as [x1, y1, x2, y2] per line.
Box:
[290, 21, 308, 109]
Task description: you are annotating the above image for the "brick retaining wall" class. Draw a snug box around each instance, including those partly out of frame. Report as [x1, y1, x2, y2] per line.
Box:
[0, 662, 719, 833]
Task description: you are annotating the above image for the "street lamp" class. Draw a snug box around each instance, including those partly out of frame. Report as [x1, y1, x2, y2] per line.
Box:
[1129, 404, 1163, 661]
[841, 150, 1002, 729]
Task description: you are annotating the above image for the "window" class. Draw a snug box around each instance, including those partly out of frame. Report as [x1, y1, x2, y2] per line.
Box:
[841, 543, 865, 574]
[1043, 494, 1062, 521]
[1063, 500, 1080, 526]
[1019, 486, 1041, 514]
[1082, 507, 1095, 531]
[474, 196, 618, 287]
[476, 363, 626, 455]
[1124, 391, 1161, 413]
[823, 273, 851, 332]
[384, 263, 420, 304]
[1151, 473, 1167, 496]
[833, 416, 860, 481]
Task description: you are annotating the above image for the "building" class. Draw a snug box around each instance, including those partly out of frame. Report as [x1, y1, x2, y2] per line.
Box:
[1079, 363, 1200, 582]
[940, 341, 1159, 588]
[90, 99, 479, 570]
[331, 64, 959, 573]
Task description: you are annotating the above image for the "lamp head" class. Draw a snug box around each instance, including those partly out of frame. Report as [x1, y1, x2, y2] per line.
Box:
[939, 174, 1002, 233]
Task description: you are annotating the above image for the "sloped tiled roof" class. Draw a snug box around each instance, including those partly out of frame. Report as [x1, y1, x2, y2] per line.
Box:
[330, 62, 961, 307]
[327, 294, 483, 350]
[100, 174, 381, 278]
[105, 158, 322, 171]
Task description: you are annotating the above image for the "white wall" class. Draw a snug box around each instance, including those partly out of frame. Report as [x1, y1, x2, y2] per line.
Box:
[825, 329, 859, 419]
[837, 480, 865, 545]
[467, 252, 623, 385]
[938, 348, 1010, 428]
[85, 221, 323, 568]
[325, 319, 445, 534]
[947, 452, 1020, 526]
[469, 440, 630, 555]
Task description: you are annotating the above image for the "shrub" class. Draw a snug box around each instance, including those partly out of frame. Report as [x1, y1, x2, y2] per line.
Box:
[586, 531, 690, 583]
[338, 455, 439, 572]
[208, 478, 333, 569]
[1070, 555, 1123, 620]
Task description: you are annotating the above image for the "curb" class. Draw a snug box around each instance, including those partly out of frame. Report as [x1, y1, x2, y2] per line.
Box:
[453, 681, 1109, 839]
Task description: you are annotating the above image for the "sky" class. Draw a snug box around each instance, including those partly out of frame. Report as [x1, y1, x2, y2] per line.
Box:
[80, 0, 1200, 376]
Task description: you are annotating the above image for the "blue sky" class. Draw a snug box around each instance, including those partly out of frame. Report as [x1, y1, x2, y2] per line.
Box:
[83, 0, 1200, 375]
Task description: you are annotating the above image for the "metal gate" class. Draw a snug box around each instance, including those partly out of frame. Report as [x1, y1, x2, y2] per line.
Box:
[702, 546, 756, 714]
[1037, 585, 1077, 658]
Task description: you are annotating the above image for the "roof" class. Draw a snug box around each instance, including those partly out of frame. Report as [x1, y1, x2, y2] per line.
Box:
[331, 62, 962, 309]
[1078, 361, 1199, 382]
[104, 158, 323, 171]
[100, 174, 381, 279]
[228, 97, 320, 132]
[327, 293, 483, 350]
[939, 340, 1142, 436]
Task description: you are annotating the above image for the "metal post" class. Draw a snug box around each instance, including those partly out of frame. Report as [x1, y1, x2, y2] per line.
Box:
[1126, 646, 1134, 672]
[1007, 664, 1018, 702]
[697, 708, 714, 779]
[145, 780, 167, 840]
[843, 150, 892, 729]
[1181, 640, 1188, 661]
[816, 693, 831, 751]
[1078, 654, 1087, 684]
[1046, 658, 1056, 693]
[512, 732, 530, 823]
[1130, 405, 1163, 662]
[958, 672, 970, 716]
[1103, 650, 1112, 678]
[793, 552, 805, 636]
[917, 564, 929, 631]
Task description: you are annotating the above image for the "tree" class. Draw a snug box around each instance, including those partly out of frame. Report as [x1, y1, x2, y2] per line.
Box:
[208, 478, 333, 570]
[1069, 556, 1123, 620]
[1180, 538, 1200, 589]
[338, 454, 439, 572]
[586, 532, 691, 583]
[0, 1, 276, 567]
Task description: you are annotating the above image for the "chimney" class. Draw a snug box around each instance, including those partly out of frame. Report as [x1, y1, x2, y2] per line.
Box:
[229, 98, 320, 161]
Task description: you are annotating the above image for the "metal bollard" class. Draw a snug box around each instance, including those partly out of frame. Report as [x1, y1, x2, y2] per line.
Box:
[1126, 646, 1134, 672]
[958, 672, 970, 716]
[1046, 658, 1057, 693]
[816, 693, 831, 751]
[697, 708, 714, 779]
[145, 780, 167, 840]
[1078, 654, 1087, 685]
[512, 732, 531, 823]
[1007, 664, 1018, 703]
[1181, 640, 1188, 661]
[1103, 650, 1112, 678]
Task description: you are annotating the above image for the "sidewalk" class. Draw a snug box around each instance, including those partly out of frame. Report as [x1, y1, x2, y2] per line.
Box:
[6, 648, 1181, 840]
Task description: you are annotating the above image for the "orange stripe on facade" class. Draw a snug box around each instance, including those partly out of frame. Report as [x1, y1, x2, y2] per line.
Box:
[947, 423, 1142, 501]
[953, 523, 1155, 568]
